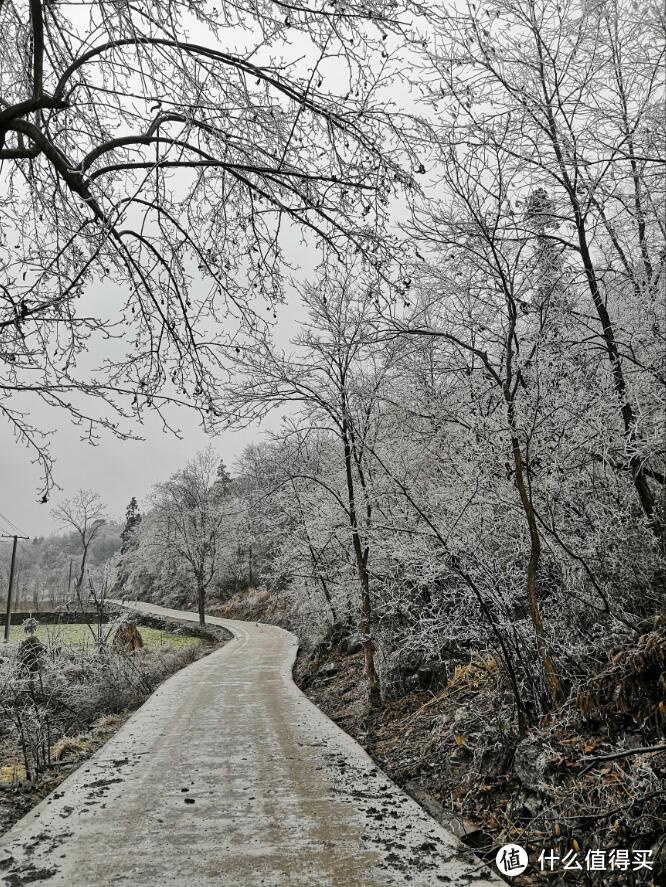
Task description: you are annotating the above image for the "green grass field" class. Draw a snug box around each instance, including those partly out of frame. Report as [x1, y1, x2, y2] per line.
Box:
[6, 622, 202, 650]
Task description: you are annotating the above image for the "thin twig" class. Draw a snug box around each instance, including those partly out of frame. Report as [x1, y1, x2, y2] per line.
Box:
[580, 744, 666, 774]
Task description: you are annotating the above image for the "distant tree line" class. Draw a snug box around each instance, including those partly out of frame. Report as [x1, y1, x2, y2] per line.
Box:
[0, 518, 122, 609]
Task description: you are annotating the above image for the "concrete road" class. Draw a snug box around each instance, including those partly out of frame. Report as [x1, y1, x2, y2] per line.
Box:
[0, 603, 498, 886]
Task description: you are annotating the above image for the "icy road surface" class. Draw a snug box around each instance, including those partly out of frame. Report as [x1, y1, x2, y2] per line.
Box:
[0, 602, 498, 886]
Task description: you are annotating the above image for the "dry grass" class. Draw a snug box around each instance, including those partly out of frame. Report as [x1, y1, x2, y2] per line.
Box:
[51, 736, 91, 762]
[0, 626, 221, 838]
[295, 629, 666, 886]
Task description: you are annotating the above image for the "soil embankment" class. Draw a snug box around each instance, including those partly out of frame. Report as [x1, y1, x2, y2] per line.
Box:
[218, 592, 665, 886]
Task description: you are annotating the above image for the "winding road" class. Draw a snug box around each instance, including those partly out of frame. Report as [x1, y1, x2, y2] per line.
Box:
[0, 603, 498, 886]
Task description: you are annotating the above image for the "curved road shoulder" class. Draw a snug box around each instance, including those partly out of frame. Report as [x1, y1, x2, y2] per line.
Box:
[0, 601, 499, 886]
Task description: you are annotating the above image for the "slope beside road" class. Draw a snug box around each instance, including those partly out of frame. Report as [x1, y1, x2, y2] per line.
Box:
[0, 602, 499, 886]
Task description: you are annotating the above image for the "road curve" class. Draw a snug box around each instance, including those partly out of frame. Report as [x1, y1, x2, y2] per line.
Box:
[0, 602, 498, 886]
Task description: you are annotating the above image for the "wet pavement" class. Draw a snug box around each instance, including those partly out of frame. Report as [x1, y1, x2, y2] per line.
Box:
[0, 602, 498, 886]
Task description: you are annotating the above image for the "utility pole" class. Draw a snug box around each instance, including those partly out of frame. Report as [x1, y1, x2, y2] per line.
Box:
[3, 534, 30, 642]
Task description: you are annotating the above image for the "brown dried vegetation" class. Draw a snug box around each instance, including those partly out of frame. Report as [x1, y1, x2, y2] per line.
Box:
[577, 623, 666, 737]
[111, 623, 144, 653]
[294, 619, 665, 886]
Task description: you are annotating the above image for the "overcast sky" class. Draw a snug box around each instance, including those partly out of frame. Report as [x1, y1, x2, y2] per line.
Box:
[0, 10, 409, 541]
[0, 284, 306, 539]
[1, 406, 263, 538]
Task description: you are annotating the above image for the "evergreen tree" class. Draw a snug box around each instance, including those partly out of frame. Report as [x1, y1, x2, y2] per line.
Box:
[115, 497, 142, 593]
[120, 498, 142, 555]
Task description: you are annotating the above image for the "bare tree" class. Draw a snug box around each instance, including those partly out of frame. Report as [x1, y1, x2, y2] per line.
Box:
[51, 490, 106, 609]
[150, 446, 231, 625]
[0, 0, 414, 497]
[355, 0, 666, 708]
[410, 0, 665, 543]
[227, 269, 391, 707]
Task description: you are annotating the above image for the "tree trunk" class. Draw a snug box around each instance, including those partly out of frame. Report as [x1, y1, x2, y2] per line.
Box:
[197, 581, 206, 627]
[358, 559, 381, 709]
[534, 63, 662, 544]
[511, 435, 565, 708]
[75, 549, 88, 611]
[341, 418, 381, 708]
[319, 575, 338, 626]
[577, 234, 663, 544]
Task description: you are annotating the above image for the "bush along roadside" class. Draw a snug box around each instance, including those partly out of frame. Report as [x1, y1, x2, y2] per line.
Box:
[293, 617, 665, 887]
[0, 610, 225, 837]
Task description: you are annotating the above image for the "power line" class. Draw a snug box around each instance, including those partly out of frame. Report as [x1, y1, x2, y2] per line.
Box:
[0, 512, 24, 534]
[0, 511, 25, 537]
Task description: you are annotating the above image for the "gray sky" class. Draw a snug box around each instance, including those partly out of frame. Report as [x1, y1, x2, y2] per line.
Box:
[0, 285, 305, 539]
[0, 407, 264, 538]
[0, 12, 410, 540]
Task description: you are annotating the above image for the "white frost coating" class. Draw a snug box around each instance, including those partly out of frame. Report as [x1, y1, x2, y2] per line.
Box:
[0, 601, 499, 886]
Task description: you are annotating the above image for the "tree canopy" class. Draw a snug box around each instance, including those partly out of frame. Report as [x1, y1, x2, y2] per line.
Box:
[1, 0, 415, 495]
